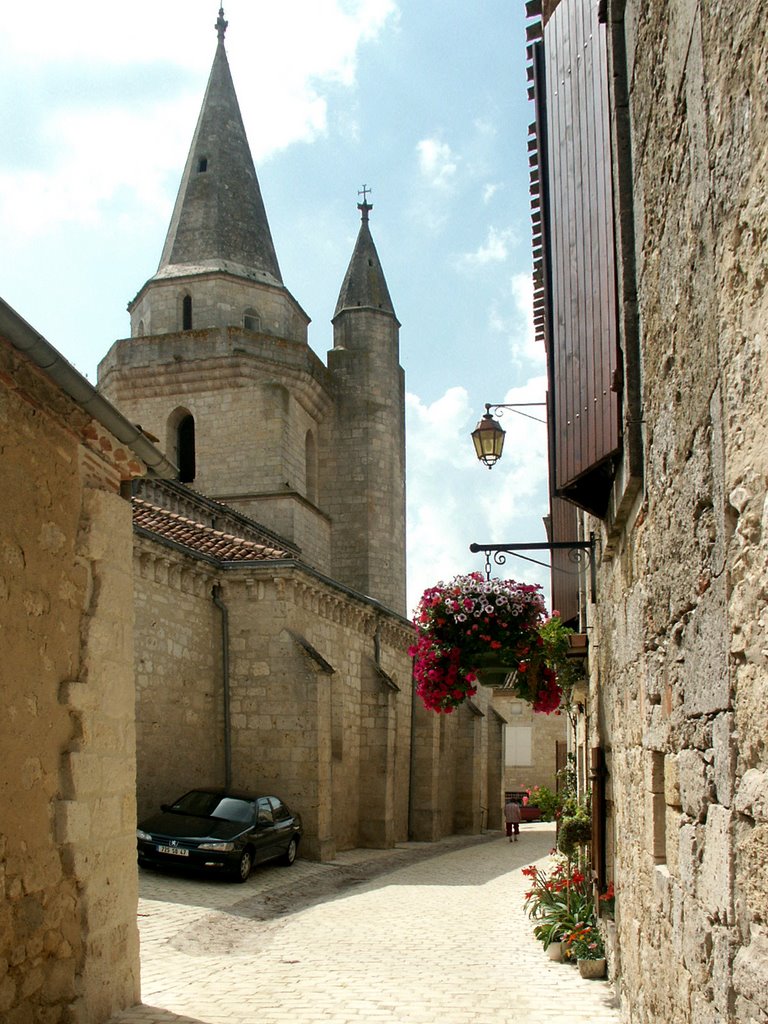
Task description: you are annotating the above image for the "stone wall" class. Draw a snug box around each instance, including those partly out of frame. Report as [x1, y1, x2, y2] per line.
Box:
[327, 308, 407, 616]
[588, 5, 768, 1021]
[128, 272, 309, 344]
[0, 339, 141, 1022]
[493, 694, 567, 797]
[132, 541, 416, 860]
[99, 329, 334, 571]
[409, 685, 504, 840]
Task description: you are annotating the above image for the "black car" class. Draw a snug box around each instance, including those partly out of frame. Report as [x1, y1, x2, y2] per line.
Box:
[136, 789, 302, 882]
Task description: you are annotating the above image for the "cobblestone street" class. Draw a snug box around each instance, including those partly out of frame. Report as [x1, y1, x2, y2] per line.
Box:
[108, 823, 620, 1024]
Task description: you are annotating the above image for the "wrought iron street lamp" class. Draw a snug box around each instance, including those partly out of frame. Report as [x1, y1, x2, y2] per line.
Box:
[471, 402, 546, 468]
[470, 399, 595, 588]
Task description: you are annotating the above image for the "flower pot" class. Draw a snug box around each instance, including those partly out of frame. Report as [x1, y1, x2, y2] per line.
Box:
[577, 957, 606, 979]
[547, 941, 563, 962]
[473, 664, 515, 688]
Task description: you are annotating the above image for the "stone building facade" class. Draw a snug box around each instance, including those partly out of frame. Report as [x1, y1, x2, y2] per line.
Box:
[0, 300, 173, 1023]
[495, 693, 566, 797]
[529, 1, 768, 1021]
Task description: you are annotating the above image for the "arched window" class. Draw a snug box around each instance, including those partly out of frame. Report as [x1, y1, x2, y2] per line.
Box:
[182, 294, 193, 331]
[305, 430, 318, 505]
[168, 408, 196, 483]
[137, 319, 145, 336]
[177, 415, 196, 482]
[243, 308, 260, 332]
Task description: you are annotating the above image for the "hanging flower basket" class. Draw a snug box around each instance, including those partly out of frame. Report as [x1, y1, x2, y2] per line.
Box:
[409, 572, 562, 714]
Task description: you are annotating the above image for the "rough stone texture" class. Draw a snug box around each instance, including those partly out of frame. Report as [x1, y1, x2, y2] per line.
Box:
[0, 338, 140, 1022]
[578, 3, 768, 1021]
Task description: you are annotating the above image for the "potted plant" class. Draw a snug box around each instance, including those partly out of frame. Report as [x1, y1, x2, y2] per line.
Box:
[522, 860, 595, 960]
[409, 573, 562, 714]
[557, 809, 592, 857]
[565, 925, 607, 978]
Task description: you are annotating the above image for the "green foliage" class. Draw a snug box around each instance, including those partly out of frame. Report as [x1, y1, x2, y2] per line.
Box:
[522, 859, 595, 950]
[565, 924, 605, 960]
[558, 810, 592, 858]
[539, 615, 586, 695]
[525, 785, 559, 822]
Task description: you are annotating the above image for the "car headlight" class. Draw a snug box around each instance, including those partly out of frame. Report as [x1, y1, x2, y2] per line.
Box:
[136, 829, 152, 841]
[197, 841, 235, 852]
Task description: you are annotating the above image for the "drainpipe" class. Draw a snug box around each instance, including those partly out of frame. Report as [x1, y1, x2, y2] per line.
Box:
[211, 585, 232, 791]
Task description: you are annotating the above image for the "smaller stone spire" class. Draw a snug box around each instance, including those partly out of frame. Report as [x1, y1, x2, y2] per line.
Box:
[333, 190, 397, 320]
[215, 6, 228, 43]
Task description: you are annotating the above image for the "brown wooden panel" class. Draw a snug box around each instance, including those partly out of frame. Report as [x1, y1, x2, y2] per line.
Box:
[549, 495, 580, 625]
[540, 0, 620, 517]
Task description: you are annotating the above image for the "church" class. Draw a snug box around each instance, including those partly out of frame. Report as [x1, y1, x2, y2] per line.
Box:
[97, 10, 505, 861]
[0, 11, 506, 1020]
[0, 12, 512, 1019]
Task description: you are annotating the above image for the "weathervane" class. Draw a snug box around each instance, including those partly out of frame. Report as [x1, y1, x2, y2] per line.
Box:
[216, 6, 228, 42]
[358, 184, 373, 222]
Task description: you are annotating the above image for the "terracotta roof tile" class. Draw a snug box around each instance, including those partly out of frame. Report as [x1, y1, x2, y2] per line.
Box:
[133, 497, 292, 562]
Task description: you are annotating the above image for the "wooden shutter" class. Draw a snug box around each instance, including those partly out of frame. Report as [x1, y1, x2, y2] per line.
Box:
[538, 0, 620, 517]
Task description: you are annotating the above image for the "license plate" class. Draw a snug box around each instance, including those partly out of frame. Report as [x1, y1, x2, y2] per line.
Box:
[157, 845, 189, 857]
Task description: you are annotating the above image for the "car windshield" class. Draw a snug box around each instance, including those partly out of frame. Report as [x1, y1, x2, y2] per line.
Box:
[170, 792, 254, 823]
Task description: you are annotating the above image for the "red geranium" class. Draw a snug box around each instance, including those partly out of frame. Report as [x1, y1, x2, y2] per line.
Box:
[410, 572, 563, 714]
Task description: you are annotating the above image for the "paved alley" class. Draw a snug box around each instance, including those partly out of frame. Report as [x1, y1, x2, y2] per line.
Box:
[109, 823, 620, 1024]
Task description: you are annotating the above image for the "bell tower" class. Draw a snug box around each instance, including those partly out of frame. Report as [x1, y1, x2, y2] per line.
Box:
[98, 15, 407, 615]
[325, 192, 406, 615]
[98, 9, 333, 572]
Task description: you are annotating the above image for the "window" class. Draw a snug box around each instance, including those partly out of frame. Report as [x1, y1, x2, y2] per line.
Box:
[197, 157, 208, 173]
[305, 430, 318, 504]
[182, 294, 192, 330]
[650, 751, 666, 865]
[256, 798, 274, 824]
[505, 726, 532, 767]
[243, 308, 260, 332]
[177, 415, 195, 482]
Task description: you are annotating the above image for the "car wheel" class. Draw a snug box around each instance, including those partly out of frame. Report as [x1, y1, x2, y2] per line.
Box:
[233, 848, 253, 882]
[280, 837, 298, 866]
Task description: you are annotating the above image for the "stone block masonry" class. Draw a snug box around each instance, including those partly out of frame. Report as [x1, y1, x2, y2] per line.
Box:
[0, 338, 141, 1023]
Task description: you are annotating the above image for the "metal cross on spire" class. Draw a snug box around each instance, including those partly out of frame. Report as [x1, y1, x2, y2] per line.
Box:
[357, 185, 373, 222]
[216, 6, 228, 42]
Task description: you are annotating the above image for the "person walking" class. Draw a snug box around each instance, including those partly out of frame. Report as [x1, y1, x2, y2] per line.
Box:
[504, 797, 522, 842]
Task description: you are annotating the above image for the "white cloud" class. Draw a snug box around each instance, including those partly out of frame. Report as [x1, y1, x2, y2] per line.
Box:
[487, 271, 543, 367]
[458, 225, 515, 268]
[416, 138, 459, 190]
[405, 381, 550, 616]
[0, 0, 398, 237]
[483, 183, 501, 204]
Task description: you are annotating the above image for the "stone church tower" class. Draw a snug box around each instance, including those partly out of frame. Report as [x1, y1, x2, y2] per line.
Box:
[91, 10, 503, 862]
[98, 9, 406, 616]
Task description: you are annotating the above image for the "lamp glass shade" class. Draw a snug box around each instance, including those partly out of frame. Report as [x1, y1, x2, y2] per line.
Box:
[471, 414, 505, 468]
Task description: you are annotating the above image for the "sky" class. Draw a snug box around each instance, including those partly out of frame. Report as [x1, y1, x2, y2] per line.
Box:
[1, 0, 551, 616]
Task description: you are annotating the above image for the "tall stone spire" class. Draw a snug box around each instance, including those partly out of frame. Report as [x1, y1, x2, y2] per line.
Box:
[333, 188, 396, 320]
[156, 8, 282, 287]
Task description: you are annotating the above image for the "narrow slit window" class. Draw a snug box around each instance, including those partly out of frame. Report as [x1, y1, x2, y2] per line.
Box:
[198, 157, 208, 173]
[182, 294, 192, 330]
[177, 414, 196, 483]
